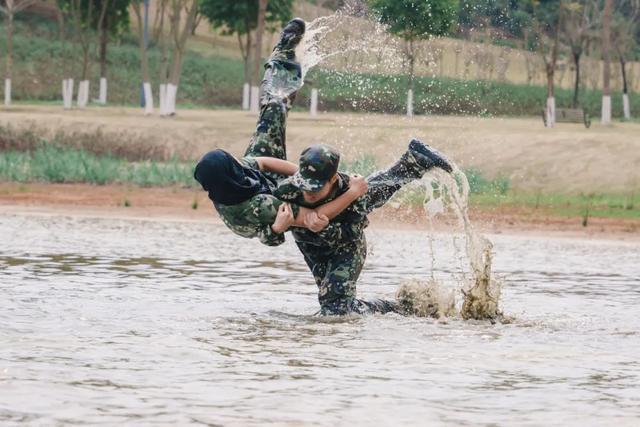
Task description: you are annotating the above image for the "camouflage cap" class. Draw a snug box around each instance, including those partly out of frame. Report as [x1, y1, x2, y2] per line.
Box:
[291, 144, 340, 192]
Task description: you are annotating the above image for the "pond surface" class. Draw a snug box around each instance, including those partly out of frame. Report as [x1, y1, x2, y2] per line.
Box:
[1, 213, 639, 426]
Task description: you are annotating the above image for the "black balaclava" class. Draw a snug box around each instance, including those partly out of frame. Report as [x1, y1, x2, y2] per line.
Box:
[194, 149, 274, 206]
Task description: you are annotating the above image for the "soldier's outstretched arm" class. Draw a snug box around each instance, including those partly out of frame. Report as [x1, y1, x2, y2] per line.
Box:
[255, 157, 298, 177]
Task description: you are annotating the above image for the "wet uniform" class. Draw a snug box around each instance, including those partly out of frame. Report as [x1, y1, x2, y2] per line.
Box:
[211, 39, 304, 247]
[275, 154, 427, 315]
[212, 20, 431, 315]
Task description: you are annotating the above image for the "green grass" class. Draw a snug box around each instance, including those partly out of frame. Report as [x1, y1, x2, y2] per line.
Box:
[470, 191, 640, 220]
[0, 143, 197, 187]
[1, 143, 638, 220]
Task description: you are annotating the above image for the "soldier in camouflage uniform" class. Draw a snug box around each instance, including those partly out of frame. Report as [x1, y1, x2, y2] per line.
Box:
[196, 17, 456, 316]
[275, 141, 453, 315]
[196, 18, 353, 247]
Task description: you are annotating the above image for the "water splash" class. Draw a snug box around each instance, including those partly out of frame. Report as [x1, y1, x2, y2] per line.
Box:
[410, 166, 503, 321]
[396, 278, 456, 319]
[298, 7, 402, 80]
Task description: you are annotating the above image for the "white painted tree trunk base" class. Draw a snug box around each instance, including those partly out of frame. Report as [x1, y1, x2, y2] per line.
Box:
[77, 80, 90, 108]
[250, 86, 260, 114]
[99, 78, 107, 104]
[546, 97, 556, 127]
[164, 83, 177, 116]
[143, 82, 153, 115]
[623, 94, 631, 120]
[242, 83, 250, 110]
[4, 79, 11, 107]
[601, 95, 612, 124]
[159, 84, 167, 116]
[310, 88, 318, 117]
[63, 79, 74, 109]
[62, 80, 67, 108]
[407, 89, 414, 118]
[83, 80, 90, 106]
[76, 81, 84, 108]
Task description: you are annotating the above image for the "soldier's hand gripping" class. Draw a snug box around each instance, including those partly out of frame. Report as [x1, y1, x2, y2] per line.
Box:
[272, 203, 295, 233]
[303, 210, 330, 233]
[347, 174, 368, 197]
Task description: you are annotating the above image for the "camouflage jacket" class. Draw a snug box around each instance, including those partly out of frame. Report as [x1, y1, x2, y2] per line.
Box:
[274, 172, 369, 250]
[214, 157, 298, 247]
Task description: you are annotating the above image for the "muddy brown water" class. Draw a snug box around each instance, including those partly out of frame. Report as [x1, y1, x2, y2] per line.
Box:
[1, 213, 639, 426]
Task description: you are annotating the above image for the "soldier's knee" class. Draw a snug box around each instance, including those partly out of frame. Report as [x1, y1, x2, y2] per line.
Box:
[318, 278, 357, 315]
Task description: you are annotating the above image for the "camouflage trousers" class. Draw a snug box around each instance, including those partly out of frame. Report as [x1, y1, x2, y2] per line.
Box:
[361, 149, 425, 214]
[299, 236, 400, 316]
[244, 58, 302, 164]
[301, 153, 428, 316]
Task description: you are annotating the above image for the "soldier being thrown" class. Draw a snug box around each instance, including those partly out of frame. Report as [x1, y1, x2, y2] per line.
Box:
[195, 18, 366, 246]
[194, 17, 454, 315]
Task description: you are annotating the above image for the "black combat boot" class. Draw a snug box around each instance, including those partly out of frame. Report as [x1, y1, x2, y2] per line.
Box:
[261, 18, 306, 110]
[271, 18, 306, 62]
[408, 139, 453, 173]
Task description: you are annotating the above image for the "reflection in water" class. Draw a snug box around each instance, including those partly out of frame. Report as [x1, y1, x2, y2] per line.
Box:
[1, 214, 639, 426]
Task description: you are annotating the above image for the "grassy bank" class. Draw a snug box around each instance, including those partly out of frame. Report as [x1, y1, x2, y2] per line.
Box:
[2, 19, 638, 118]
[0, 143, 195, 187]
[2, 140, 637, 222]
[342, 155, 640, 221]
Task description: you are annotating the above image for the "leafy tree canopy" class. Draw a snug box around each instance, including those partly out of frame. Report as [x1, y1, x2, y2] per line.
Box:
[57, 0, 130, 35]
[199, 0, 294, 35]
[368, 0, 459, 40]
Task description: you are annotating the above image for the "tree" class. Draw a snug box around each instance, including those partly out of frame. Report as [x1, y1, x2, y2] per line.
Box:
[96, 0, 130, 104]
[66, 0, 95, 108]
[161, 0, 198, 116]
[601, 0, 613, 124]
[252, 0, 268, 113]
[56, 0, 128, 107]
[132, 0, 153, 114]
[369, 0, 458, 117]
[0, 0, 39, 107]
[199, 0, 293, 90]
[562, 0, 597, 108]
[612, 0, 639, 119]
[532, 0, 563, 127]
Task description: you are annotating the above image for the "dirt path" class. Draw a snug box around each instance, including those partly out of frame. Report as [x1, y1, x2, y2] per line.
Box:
[2, 105, 639, 195]
[1, 183, 638, 241]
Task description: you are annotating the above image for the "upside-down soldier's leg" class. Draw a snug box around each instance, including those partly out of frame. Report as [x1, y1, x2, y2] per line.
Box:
[244, 19, 305, 171]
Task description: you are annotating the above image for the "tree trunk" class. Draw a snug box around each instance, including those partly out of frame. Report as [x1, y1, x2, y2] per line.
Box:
[572, 51, 581, 108]
[252, 0, 268, 87]
[407, 38, 415, 117]
[81, 45, 90, 81]
[620, 57, 630, 119]
[165, 0, 198, 115]
[601, 0, 613, 124]
[98, 12, 109, 104]
[4, 12, 13, 107]
[134, 2, 153, 114]
[99, 11, 108, 78]
[541, 11, 560, 127]
[620, 57, 628, 95]
[238, 30, 252, 86]
[56, 5, 65, 42]
[190, 10, 201, 36]
[5, 13, 13, 79]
